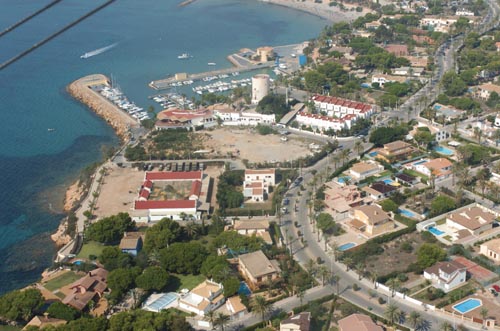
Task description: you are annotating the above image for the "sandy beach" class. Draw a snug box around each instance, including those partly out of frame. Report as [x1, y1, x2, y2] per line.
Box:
[259, 0, 370, 22]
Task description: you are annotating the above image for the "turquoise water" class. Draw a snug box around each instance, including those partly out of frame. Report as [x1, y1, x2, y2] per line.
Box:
[383, 178, 395, 185]
[434, 145, 454, 156]
[338, 176, 351, 184]
[369, 151, 378, 157]
[453, 298, 482, 314]
[238, 281, 252, 296]
[413, 159, 428, 165]
[0, 0, 327, 293]
[338, 242, 356, 251]
[428, 226, 445, 236]
[399, 208, 416, 218]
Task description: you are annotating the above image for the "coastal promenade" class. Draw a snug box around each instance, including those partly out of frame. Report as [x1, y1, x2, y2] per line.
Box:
[149, 62, 274, 90]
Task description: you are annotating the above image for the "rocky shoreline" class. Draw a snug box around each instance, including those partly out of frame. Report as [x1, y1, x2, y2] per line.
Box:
[50, 74, 138, 247]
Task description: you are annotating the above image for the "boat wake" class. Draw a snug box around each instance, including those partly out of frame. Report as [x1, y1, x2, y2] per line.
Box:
[80, 42, 118, 59]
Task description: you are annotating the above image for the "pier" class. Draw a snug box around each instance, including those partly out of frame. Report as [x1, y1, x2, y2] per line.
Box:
[149, 61, 275, 90]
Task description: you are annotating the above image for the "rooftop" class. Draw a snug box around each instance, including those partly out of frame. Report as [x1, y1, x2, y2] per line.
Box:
[239, 250, 281, 278]
[281, 312, 311, 331]
[134, 200, 196, 210]
[448, 206, 497, 231]
[350, 161, 381, 174]
[145, 171, 202, 181]
[353, 205, 390, 224]
[481, 238, 500, 253]
[338, 313, 383, 331]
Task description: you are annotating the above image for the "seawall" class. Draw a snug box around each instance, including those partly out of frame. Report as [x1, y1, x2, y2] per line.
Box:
[67, 74, 138, 141]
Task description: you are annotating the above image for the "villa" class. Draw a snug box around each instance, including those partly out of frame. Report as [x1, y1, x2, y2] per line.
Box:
[371, 73, 407, 87]
[230, 218, 272, 244]
[238, 250, 281, 290]
[119, 232, 144, 256]
[243, 169, 275, 202]
[212, 105, 276, 126]
[226, 296, 248, 320]
[433, 103, 465, 122]
[348, 205, 395, 237]
[446, 206, 498, 236]
[474, 82, 500, 100]
[338, 314, 383, 331]
[324, 181, 368, 220]
[423, 260, 467, 293]
[348, 161, 384, 181]
[479, 238, 500, 264]
[376, 140, 415, 161]
[280, 312, 311, 331]
[420, 16, 458, 33]
[62, 268, 108, 311]
[178, 280, 225, 316]
[395, 173, 419, 186]
[362, 181, 398, 200]
[384, 44, 408, 56]
[413, 158, 452, 179]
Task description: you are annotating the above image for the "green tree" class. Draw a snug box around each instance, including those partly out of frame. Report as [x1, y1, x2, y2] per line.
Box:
[160, 242, 208, 274]
[144, 218, 182, 252]
[107, 267, 142, 301]
[200, 255, 231, 282]
[417, 243, 447, 269]
[85, 212, 135, 244]
[222, 276, 240, 298]
[0, 288, 44, 322]
[136, 266, 170, 291]
[251, 295, 272, 321]
[99, 246, 134, 271]
[379, 199, 398, 213]
[384, 302, 401, 325]
[47, 301, 80, 321]
[430, 195, 457, 217]
[214, 313, 230, 331]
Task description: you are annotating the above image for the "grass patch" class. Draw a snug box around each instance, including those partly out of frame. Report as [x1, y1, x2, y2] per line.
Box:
[443, 235, 452, 241]
[43, 271, 81, 292]
[0, 326, 22, 331]
[76, 241, 106, 259]
[436, 218, 446, 225]
[165, 274, 206, 292]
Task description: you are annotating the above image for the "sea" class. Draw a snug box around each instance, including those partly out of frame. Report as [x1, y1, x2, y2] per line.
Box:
[0, 0, 327, 294]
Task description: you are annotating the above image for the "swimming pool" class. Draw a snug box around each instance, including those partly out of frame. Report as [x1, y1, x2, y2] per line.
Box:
[434, 145, 454, 156]
[399, 208, 416, 218]
[369, 151, 378, 157]
[337, 176, 351, 184]
[428, 226, 445, 236]
[383, 179, 394, 185]
[239, 282, 252, 296]
[338, 242, 357, 251]
[413, 160, 428, 165]
[453, 298, 482, 314]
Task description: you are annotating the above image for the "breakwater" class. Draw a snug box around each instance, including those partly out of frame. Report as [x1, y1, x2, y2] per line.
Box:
[67, 74, 138, 141]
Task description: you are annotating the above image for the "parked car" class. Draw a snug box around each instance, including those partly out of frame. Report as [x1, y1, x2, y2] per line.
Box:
[490, 288, 498, 296]
[492, 284, 500, 293]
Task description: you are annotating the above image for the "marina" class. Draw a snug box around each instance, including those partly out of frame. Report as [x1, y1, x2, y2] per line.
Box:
[92, 83, 150, 122]
[149, 61, 275, 90]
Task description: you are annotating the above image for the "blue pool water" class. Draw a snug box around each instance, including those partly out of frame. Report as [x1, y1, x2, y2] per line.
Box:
[369, 151, 378, 157]
[453, 298, 482, 314]
[383, 179, 394, 185]
[413, 160, 428, 165]
[399, 208, 416, 218]
[239, 282, 252, 296]
[428, 226, 445, 236]
[339, 242, 356, 251]
[338, 176, 351, 184]
[434, 145, 454, 156]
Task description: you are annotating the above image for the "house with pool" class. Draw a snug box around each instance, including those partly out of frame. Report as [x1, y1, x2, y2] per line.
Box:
[348, 205, 396, 238]
[324, 181, 370, 221]
[423, 260, 467, 292]
[238, 250, 281, 290]
[446, 206, 498, 237]
[411, 157, 452, 180]
[362, 181, 398, 200]
[348, 161, 384, 181]
[375, 140, 416, 162]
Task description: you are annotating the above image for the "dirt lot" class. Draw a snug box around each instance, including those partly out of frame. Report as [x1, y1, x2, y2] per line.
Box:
[93, 164, 145, 219]
[94, 164, 223, 218]
[204, 127, 314, 163]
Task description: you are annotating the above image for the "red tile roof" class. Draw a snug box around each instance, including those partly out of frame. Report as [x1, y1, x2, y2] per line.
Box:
[189, 180, 202, 198]
[134, 200, 196, 210]
[139, 189, 150, 200]
[143, 180, 153, 189]
[311, 95, 373, 111]
[145, 171, 202, 181]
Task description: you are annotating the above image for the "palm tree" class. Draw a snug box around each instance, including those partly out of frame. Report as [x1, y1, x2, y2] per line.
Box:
[439, 321, 454, 331]
[354, 140, 363, 156]
[318, 265, 330, 286]
[343, 257, 353, 271]
[340, 148, 351, 165]
[214, 313, 230, 331]
[305, 259, 317, 280]
[206, 311, 216, 330]
[386, 278, 400, 297]
[184, 221, 199, 239]
[332, 155, 341, 169]
[384, 302, 400, 325]
[251, 295, 273, 321]
[473, 126, 482, 143]
[331, 274, 341, 295]
[355, 262, 365, 280]
[408, 311, 423, 330]
[370, 271, 378, 289]
[480, 307, 489, 325]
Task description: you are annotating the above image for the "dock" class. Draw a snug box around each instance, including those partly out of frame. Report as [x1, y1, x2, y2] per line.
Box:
[149, 61, 275, 90]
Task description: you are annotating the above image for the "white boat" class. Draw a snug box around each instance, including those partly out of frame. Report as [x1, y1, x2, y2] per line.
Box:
[208, 62, 216, 66]
[178, 53, 192, 59]
[80, 43, 118, 59]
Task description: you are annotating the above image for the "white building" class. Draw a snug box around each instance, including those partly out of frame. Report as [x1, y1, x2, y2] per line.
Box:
[251, 74, 270, 104]
[446, 206, 498, 236]
[420, 16, 458, 33]
[423, 261, 467, 293]
[348, 161, 384, 180]
[213, 108, 275, 126]
[435, 130, 449, 142]
[479, 238, 500, 264]
[371, 74, 407, 87]
[456, 9, 475, 16]
[178, 280, 225, 316]
[243, 169, 275, 202]
[413, 158, 452, 179]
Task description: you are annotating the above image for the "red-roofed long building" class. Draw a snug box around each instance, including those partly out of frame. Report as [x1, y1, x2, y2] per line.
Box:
[297, 95, 375, 132]
[132, 171, 209, 223]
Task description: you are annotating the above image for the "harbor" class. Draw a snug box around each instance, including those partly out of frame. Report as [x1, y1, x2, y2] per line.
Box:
[149, 61, 275, 90]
